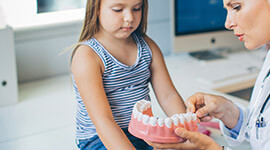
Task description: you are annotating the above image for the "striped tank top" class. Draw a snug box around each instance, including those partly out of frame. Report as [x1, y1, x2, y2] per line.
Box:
[72, 33, 152, 139]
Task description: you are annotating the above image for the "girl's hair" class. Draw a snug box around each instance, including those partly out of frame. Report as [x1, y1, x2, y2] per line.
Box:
[66, 0, 148, 65]
[78, 0, 148, 42]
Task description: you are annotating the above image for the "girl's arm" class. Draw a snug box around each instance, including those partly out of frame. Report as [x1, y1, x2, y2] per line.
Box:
[71, 45, 135, 150]
[144, 36, 186, 116]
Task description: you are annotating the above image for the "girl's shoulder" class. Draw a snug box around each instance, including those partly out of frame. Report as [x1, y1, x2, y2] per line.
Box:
[73, 38, 104, 60]
[71, 43, 105, 74]
[133, 33, 157, 50]
[72, 42, 95, 60]
[141, 35, 160, 53]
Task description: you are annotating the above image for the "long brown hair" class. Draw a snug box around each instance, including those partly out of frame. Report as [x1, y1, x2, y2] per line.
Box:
[78, 0, 148, 42]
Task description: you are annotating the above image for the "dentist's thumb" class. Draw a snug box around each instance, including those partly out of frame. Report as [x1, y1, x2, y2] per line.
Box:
[175, 127, 199, 143]
[175, 127, 223, 150]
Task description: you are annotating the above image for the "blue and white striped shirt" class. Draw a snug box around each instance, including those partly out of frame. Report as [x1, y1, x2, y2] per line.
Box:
[72, 33, 152, 139]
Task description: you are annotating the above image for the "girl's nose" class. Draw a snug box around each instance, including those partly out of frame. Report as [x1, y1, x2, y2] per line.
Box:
[124, 11, 133, 22]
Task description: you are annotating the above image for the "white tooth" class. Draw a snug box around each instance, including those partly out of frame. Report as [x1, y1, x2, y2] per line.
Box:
[133, 103, 137, 112]
[134, 108, 139, 118]
[184, 114, 191, 122]
[139, 100, 151, 112]
[165, 118, 172, 128]
[171, 116, 179, 126]
[178, 115, 185, 124]
[191, 114, 197, 121]
[144, 102, 151, 110]
[143, 115, 150, 124]
[158, 118, 164, 127]
[139, 100, 147, 105]
[133, 103, 139, 114]
[138, 100, 146, 106]
[186, 112, 192, 115]
[172, 113, 179, 118]
[140, 104, 145, 112]
[136, 103, 142, 112]
[150, 117, 157, 126]
[138, 112, 143, 121]
[143, 99, 149, 103]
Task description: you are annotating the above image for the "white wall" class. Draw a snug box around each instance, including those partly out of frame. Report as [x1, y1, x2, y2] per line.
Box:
[148, 0, 172, 55]
[14, 22, 82, 82]
[13, 0, 172, 83]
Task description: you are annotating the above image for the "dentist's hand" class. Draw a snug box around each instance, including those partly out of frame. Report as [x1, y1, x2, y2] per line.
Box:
[185, 93, 239, 129]
[146, 127, 222, 150]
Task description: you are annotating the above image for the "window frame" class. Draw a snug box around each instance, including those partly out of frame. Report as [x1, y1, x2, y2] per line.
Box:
[1, 0, 85, 31]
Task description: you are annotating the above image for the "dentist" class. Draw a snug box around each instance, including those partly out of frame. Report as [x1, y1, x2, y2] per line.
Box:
[146, 0, 270, 149]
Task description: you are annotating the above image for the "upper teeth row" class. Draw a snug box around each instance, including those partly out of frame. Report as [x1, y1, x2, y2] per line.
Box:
[132, 100, 197, 128]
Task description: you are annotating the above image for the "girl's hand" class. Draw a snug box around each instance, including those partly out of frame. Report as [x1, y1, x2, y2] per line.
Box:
[145, 127, 222, 150]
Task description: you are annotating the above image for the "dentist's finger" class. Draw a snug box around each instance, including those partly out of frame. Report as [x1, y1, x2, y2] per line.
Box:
[175, 127, 200, 143]
[145, 139, 196, 150]
[195, 103, 216, 118]
[185, 93, 205, 113]
[199, 116, 213, 122]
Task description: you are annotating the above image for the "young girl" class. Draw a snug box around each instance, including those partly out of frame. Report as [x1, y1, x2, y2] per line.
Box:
[71, 0, 186, 149]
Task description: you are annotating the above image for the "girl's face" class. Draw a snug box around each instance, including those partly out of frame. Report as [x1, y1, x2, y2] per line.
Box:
[223, 0, 270, 50]
[98, 0, 143, 40]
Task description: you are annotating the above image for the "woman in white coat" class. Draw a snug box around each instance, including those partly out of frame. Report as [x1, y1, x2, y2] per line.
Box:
[146, 0, 270, 149]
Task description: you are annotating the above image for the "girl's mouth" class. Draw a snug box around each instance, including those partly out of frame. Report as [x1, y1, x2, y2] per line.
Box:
[121, 27, 133, 31]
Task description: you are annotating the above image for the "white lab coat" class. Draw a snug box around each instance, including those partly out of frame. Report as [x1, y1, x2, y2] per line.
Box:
[220, 49, 270, 149]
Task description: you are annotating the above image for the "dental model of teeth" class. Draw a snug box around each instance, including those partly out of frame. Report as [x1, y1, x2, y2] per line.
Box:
[128, 100, 199, 143]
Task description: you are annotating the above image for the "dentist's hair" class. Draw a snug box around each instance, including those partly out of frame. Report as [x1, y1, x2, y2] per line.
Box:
[78, 0, 148, 42]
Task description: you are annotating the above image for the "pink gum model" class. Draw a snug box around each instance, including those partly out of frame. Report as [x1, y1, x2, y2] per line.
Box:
[128, 102, 200, 143]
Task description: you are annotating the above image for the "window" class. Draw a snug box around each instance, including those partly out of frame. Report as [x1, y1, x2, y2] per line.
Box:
[37, 0, 86, 13]
[1, 0, 86, 29]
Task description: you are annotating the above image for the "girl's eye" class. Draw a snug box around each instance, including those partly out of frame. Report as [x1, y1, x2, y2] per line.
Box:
[112, 9, 122, 12]
[133, 7, 141, 11]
